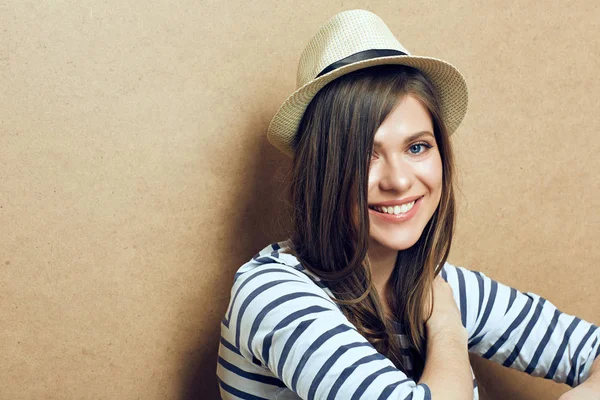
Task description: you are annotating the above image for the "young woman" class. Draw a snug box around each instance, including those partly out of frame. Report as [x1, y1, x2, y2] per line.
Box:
[216, 9, 600, 399]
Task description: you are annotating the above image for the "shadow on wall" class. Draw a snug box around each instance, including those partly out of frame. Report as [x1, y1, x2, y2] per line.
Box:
[179, 116, 293, 400]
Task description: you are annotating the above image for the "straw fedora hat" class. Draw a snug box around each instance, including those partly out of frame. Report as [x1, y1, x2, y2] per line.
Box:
[266, 9, 468, 158]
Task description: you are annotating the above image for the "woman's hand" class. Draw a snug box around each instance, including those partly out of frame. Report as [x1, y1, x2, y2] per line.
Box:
[423, 274, 467, 341]
[417, 274, 473, 398]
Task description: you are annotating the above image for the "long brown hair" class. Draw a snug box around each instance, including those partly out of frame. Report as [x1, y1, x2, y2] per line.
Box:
[287, 64, 456, 380]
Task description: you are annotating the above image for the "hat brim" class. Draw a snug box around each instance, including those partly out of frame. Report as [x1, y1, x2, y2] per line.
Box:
[267, 55, 468, 158]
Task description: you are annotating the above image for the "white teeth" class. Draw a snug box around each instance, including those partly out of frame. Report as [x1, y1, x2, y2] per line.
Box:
[372, 200, 416, 215]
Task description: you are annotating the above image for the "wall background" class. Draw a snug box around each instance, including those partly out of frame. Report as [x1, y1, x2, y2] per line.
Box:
[1, 1, 598, 399]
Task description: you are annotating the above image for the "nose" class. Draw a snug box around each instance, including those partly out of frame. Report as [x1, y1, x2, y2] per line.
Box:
[378, 155, 415, 193]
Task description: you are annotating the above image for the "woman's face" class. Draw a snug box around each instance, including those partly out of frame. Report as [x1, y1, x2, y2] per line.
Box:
[367, 93, 443, 252]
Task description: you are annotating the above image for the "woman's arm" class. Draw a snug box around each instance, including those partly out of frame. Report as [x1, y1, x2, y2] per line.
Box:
[418, 275, 474, 399]
[558, 358, 600, 400]
[221, 263, 473, 399]
[591, 357, 600, 382]
[441, 262, 600, 388]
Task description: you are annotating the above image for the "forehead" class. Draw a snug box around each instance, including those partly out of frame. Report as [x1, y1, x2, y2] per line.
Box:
[373, 131, 435, 148]
[373, 94, 435, 147]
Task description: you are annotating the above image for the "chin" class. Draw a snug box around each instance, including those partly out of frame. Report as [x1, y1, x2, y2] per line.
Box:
[369, 234, 421, 252]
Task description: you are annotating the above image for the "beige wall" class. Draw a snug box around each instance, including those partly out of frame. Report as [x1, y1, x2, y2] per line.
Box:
[1, 1, 598, 399]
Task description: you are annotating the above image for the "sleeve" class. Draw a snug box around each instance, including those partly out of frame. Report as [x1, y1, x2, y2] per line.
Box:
[225, 263, 433, 400]
[441, 261, 600, 387]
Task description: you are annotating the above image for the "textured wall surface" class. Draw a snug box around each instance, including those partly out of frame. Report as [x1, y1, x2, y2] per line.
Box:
[1, 1, 598, 399]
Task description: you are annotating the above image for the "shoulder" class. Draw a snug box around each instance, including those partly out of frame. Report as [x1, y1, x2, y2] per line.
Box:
[222, 242, 341, 336]
[441, 260, 488, 287]
[231, 261, 327, 303]
[221, 243, 349, 360]
[231, 240, 335, 299]
[221, 242, 343, 329]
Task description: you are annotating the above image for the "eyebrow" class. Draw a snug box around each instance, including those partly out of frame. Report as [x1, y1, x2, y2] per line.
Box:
[373, 130, 435, 148]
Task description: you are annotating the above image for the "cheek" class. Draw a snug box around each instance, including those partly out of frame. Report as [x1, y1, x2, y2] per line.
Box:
[421, 153, 443, 189]
[428, 164, 444, 209]
[366, 167, 381, 197]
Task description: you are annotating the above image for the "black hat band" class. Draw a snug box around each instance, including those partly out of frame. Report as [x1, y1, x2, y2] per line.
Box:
[316, 49, 408, 78]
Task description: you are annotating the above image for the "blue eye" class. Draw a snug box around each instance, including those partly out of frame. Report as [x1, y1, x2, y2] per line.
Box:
[409, 142, 432, 155]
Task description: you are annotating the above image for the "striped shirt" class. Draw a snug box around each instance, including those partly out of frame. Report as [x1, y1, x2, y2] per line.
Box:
[217, 240, 600, 399]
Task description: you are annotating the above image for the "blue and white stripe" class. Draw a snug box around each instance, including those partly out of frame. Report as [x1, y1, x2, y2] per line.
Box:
[217, 240, 600, 399]
[441, 264, 600, 387]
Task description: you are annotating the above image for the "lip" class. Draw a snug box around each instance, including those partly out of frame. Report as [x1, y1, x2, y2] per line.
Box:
[369, 195, 423, 207]
[368, 196, 423, 223]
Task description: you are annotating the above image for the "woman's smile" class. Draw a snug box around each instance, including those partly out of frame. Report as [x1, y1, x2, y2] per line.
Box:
[368, 195, 424, 222]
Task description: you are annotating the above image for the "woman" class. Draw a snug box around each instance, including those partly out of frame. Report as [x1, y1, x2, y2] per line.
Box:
[216, 9, 600, 399]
